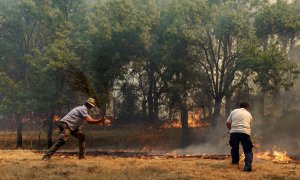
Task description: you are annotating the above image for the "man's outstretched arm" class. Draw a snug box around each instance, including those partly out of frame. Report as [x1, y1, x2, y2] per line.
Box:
[84, 115, 104, 124]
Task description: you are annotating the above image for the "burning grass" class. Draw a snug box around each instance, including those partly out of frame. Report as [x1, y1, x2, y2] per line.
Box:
[254, 149, 294, 164]
[0, 150, 299, 180]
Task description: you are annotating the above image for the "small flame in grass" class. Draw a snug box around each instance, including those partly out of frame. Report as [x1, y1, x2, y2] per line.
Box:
[142, 146, 150, 152]
[254, 150, 273, 161]
[272, 150, 292, 163]
[165, 150, 180, 158]
[240, 147, 293, 164]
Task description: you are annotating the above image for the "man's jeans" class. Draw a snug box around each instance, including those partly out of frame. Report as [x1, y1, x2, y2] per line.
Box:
[43, 122, 85, 159]
[229, 133, 253, 170]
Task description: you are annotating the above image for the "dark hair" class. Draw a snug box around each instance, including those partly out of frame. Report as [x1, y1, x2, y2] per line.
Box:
[240, 102, 249, 109]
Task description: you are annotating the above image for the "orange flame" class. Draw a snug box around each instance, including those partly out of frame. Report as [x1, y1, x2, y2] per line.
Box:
[53, 115, 60, 122]
[272, 150, 293, 163]
[162, 109, 209, 128]
[240, 147, 293, 163]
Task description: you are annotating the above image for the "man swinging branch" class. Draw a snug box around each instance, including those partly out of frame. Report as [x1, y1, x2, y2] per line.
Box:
[42, 98, 109, 160]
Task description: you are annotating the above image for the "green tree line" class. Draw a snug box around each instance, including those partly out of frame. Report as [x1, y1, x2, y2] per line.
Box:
[0, 0, 299, 148]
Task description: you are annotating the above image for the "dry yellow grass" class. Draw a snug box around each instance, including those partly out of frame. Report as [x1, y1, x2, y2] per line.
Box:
[0, 150, 299, 180]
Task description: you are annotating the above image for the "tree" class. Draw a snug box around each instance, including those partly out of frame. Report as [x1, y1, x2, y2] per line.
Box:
[158, 0, 209, 145]
[180, 0, 252, 127]
[88, 0, 163, 120]
[238, 38, 299, 115]
[254, 0, 300, 114]
[27, 33, 82, 147]
[0, 0, 67, 148]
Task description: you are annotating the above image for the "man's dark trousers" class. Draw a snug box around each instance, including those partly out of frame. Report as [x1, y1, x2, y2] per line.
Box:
[229, 132, 253, 170]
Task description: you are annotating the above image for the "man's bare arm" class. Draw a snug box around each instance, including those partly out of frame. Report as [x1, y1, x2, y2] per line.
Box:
[84, 115, 103, 124]
[226, 122, 231, 130]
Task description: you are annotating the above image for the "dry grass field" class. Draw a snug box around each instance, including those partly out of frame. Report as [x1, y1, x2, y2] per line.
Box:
[0, 150, 299, 180]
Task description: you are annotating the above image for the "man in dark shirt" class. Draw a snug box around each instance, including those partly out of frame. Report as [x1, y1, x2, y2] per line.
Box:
[42, 98, 109, 160]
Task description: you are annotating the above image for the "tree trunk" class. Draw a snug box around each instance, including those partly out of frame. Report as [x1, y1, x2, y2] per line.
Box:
[47, 111, 54, 148]
[147, 69, 155, 122]
[258, 93, 265, 116]
[202, 105, 206, 119]
[212, 98, 222, 127]
[180, 104, 188, 129]
[153, 95, 159, 121]
[147, 95, 154, 121]
[225, 95, 231, 117]
[112, 97, 117, 120]
[16, 114, 23, 148]
[142, 99, 147, 119]
[138, 72, 148, 120]
[283, 90, 289, 115]
[180, 102, 189, 147]
[282, 35, 295, 116]
[168, 106, 173, 120]
[208, 106, 213, 119]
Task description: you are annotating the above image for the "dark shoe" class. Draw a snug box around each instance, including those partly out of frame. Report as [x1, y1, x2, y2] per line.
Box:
[244, 167, 252, 172]
[42, 155, 51, 161]
[79, 155, 85, 159]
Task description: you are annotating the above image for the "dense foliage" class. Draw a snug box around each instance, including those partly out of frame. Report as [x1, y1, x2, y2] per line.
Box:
[0, 0, 299, 147]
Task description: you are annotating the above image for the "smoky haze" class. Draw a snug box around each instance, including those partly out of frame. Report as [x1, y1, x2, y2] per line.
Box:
[172, 102, 300, 156]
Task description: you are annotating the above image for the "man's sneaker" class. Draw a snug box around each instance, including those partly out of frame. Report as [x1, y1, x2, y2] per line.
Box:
[79, 155, 85, 159]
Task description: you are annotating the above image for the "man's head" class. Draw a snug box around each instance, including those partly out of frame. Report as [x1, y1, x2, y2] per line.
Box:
[240, 102, 249, 110]
[85, 98, 96, 109]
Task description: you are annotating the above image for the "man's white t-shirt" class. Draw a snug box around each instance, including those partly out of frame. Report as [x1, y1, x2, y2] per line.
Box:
[226, 108, 253, 135]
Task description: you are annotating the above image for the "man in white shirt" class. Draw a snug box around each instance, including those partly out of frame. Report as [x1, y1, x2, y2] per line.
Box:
[226, 102, 253, 172]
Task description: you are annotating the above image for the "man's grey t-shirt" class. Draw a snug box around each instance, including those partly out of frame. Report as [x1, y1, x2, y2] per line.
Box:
[60, 105, 88, 131]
